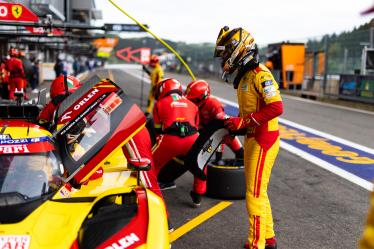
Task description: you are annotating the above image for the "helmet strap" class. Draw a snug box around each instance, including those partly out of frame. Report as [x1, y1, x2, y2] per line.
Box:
[233, 57, 259, 89]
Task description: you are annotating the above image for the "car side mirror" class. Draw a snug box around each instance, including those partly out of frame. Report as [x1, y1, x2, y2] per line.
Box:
[37, 88, 47, 107]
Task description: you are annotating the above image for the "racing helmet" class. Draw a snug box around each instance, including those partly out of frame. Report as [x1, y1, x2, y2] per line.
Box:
[50, 75, 81, 99]
[149, 55, 159, 67]
[185, 80, 211, 105]
[155, 78, 183, 100]
[214, 26, 258, 76]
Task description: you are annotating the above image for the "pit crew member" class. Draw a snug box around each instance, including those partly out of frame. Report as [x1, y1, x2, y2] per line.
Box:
[142, 55, 164, 115]
[152, 78, 205, 207]
[185, 79, 244, 162]
[5, 48, 26, 100]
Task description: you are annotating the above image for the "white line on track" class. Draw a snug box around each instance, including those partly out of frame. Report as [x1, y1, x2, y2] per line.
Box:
[281, 141, 373, 191]
[282, 94, 374, 116]
[111, 65, 374, 191]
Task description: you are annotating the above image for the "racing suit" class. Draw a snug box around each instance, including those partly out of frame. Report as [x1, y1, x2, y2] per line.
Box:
[5, 57, 26, 100]
[235, 64, 283, 249]
[360, 190, 374, 249]
[38, 101, 58, 123]
[122, 127, 165, 200]
[143, 63, 164, 114]
[199, 96, 243, 157]
[152, 94, 206, 195]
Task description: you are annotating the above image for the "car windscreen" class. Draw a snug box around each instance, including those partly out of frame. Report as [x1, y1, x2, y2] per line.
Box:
[0, 152, 63, 203]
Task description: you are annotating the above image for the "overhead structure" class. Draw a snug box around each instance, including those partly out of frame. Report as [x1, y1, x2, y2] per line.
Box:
[0, 2, 150, 58]
[108, 0, 196, 81]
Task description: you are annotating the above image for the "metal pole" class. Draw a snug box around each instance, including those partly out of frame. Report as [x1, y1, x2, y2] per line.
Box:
[370, 27, 374, 48]
[0, 21, 105, 30]
[343, 48, 348, 74]
[140, 69, 144, 108]
[322, 36, 329, 95]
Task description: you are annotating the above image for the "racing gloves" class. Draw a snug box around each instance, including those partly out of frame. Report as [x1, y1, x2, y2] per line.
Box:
[224, 101, 283, 132]
[224, 113, 259, 131]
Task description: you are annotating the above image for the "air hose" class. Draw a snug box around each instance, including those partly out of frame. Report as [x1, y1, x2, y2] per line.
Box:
[108, 0, 196, 80]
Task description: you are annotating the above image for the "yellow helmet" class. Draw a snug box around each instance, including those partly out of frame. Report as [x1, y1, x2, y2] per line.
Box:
[214, 26, 258, 76]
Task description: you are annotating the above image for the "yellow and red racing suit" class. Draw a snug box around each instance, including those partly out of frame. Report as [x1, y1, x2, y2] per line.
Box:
[145, 63, 164, 114]
[360, 190, 374, 249]
[236, 63, 283, 249]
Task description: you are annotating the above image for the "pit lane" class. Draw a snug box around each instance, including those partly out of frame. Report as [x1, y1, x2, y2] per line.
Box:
[33, 66, 371, 249]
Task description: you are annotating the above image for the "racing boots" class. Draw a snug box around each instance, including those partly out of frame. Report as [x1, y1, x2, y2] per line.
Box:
[190, 190, 202, 207]
[244, 237, 277, 249]
[159, 181, 176, 190]
[234, 148, 244, 159]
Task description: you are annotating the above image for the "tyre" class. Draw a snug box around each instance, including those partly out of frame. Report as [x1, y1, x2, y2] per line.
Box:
[206, 158, 246, 199]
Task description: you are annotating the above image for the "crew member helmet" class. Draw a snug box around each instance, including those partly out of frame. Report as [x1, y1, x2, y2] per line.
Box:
[50, 75, 81, 99]
[155, 78, 183, 100]
[149, 55, 159, 67]
[9, 48, 19, 57]
[185, 80, 211, 105]
[214, 26, 258, 76]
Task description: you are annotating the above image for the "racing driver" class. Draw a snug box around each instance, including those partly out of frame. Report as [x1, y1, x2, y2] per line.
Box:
[185, 79, 244, 162]
[214, 26, 283, 249]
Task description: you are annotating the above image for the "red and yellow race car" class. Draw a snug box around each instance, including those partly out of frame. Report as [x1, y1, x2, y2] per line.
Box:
[0, 79, 169, 249]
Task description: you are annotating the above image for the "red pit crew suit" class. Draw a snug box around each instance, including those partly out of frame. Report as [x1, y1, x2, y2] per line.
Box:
[5, 57, 26, 99]
[152, 94, 206, 195]
[227, 64, 283, 248]
[122, 127, 164, 200]
[199, 96, 242, 154]
[0, 62, 9, 99]
[38, 101, 58, 123]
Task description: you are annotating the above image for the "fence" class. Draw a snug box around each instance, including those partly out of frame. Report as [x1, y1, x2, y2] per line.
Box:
[301, 28, 374, 103]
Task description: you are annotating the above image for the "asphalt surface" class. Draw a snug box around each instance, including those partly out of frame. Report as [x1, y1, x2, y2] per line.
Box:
[34, 66, 372, 249]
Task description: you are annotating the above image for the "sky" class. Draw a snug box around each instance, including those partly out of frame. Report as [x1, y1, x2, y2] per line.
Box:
[95, 0, 374, 46]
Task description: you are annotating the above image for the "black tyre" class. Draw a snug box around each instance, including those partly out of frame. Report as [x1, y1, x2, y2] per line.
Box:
[206, 159, 246, 199]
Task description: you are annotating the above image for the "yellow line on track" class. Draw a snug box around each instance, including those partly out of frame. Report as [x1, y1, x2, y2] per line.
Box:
[169, 201, 232, 243]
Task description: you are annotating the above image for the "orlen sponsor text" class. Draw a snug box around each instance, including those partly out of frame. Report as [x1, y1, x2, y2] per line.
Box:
[74, 88, 100, 111]
[104, 233, 140, 249]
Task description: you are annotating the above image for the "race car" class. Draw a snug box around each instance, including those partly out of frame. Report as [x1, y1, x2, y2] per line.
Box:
[0, 79, 169, 249]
